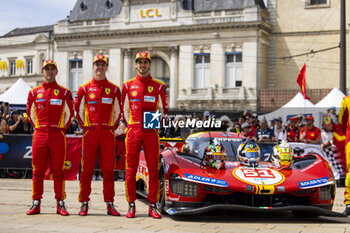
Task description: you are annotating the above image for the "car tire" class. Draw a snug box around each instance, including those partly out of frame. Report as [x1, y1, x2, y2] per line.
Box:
[157, 157, 166, 214]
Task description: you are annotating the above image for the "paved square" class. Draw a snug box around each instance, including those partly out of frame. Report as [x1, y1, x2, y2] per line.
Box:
[0, 179, 349, 233]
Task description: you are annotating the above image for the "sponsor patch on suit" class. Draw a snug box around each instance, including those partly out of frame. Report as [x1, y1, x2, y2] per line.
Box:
[50, 99, 62, 105]
[144, 96, 155, 102]
[102, 98, 113, 104]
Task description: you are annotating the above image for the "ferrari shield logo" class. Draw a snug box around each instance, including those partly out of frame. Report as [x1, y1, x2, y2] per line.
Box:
[105, 88, 110, 95]
[54, 89, 59, 96]
[63, 161, 71, 169]
[148, 86, 153, 93]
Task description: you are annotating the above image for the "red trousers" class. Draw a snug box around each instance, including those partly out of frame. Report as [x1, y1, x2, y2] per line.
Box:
[78, 127, 116, 202]
[125, 129, 160, 204]
[31, 130, 66, 201]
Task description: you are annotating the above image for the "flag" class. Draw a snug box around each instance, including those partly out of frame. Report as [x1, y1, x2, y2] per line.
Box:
[296, 63, 310, 100]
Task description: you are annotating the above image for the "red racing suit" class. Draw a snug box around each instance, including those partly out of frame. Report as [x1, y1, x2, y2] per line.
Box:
[75, 78, 121, 203]
[26, 81, 74, 201]
[299, 125, 321, 141]
[339, 96, 350, 204]
[121, 74, 168, 204]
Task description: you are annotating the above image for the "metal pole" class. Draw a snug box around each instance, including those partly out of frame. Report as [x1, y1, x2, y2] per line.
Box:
[340, 0, 346, 94]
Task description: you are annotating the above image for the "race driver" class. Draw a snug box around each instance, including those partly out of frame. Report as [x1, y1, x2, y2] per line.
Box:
[75, 55, 121, 216]
[26, 60, 74, 216]
[339, 96, 350, 215]
[122, 51, 168, 218]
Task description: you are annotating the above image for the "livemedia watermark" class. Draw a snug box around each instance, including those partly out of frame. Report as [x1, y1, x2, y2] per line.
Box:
[143, 110, 222, 129]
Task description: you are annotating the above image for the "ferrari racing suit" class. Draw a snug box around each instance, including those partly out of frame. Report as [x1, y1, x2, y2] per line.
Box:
[122, 74, 168, 204]
[26, 81, 74, 201]
[75, 78, 121, 203]
[339, 96, 350, 204]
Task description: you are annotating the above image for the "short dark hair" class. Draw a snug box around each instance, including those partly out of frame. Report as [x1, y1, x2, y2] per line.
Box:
[11, 110, 20, 116]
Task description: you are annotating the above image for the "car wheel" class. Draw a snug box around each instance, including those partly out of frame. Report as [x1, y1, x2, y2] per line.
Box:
[157, 157, 166, 214]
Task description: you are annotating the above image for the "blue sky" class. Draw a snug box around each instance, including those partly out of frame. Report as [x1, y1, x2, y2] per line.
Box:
[0, 0, 76, 36]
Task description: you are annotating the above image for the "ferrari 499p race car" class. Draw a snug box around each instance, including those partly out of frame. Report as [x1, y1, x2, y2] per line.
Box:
[136, 132, 345, 217]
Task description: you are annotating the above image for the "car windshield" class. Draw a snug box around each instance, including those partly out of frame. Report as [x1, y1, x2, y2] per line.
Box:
[184, 137, 243, 161]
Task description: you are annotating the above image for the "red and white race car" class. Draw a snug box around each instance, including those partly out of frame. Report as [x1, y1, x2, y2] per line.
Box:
[136, 132, 345, 217]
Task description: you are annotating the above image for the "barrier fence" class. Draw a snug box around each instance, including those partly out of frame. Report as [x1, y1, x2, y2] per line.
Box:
[0, 134, 345, 181]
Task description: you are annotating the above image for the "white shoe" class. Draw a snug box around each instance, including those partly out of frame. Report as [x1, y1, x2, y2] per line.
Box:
[92, 175, 96, 181]
[97, 175, 103, 181]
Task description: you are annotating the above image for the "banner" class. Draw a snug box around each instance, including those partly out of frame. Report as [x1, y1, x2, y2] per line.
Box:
[0, 135, 344, 180]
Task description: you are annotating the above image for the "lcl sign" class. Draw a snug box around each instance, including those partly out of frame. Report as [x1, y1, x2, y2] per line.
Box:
[140, 8, 162, 18]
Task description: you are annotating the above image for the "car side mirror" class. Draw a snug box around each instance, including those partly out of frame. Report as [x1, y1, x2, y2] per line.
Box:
[293, 147, 304, 156]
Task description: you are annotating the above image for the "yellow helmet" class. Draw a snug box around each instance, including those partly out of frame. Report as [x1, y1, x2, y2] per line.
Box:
[272, 141, 293, 169]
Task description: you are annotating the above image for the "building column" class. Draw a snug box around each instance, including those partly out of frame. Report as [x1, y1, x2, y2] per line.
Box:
[55, 51, 69, 88]
[210, 44, 224, 95]
[178, 45, 193, 102]
[109, 48, 123, 87]
[82, 50, 94, 83]
[169, 47, 178, 109]
[123, 49, 132, 82]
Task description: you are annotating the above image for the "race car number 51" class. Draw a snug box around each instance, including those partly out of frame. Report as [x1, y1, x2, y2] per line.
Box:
[233, 168, 285, 185]
[242, 169, 275, 178]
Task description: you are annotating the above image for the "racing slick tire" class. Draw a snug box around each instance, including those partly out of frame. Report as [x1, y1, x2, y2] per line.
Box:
[157, 157, 166, 214]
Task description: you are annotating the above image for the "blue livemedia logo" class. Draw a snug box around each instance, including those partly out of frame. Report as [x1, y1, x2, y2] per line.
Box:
[143, 110, 161, 129]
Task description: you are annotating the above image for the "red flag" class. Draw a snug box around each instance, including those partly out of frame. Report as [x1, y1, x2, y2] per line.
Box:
[296, 63, 310, 100]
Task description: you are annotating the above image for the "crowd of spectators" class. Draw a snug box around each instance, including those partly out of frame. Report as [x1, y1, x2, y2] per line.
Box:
[0, 101, 33, 137]
[0, 101, 86, 137]
[0, 101, 339, 180]
[162, 107, 339, 147]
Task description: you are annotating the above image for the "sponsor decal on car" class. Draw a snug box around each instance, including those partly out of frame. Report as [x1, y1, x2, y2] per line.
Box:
[217, 138, 243, 142]
[233, 167, 285, 186]
[298, 176, 333, 189]
[166, 208, 177, 215]
[183, 173, 228, 187]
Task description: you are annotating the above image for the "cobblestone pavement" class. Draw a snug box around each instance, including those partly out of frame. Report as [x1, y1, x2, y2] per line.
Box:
[0, 179, 349, 233]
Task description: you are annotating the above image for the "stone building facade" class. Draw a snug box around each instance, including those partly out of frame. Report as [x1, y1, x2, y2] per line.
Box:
[0, 0, 348, 112]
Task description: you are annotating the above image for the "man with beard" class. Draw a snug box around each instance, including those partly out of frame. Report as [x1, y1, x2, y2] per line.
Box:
[26, 60, 74, 216]
[122, 51, 168, 218]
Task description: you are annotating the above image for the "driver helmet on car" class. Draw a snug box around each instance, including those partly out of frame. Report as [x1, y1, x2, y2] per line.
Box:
[203, 138, 227, 169]
[271, 140, 294, 169]
[237, 140, 261, 167]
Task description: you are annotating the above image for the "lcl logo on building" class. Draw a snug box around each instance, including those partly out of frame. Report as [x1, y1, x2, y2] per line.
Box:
[140, 8, 162, 18]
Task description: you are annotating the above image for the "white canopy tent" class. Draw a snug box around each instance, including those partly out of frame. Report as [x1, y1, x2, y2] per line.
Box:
[314, 87, 345, 109]
[260, 92, 317, 126]
[0, 78, 31, 109]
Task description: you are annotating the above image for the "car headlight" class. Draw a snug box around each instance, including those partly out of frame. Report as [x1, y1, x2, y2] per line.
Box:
[169, 173, 199, 198]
